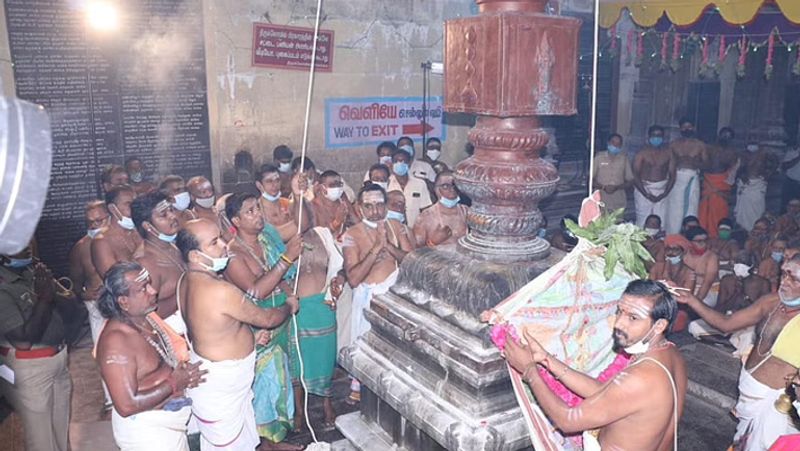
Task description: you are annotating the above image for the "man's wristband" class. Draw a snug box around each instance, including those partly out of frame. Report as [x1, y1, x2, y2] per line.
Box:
[280, 253, 294, 265]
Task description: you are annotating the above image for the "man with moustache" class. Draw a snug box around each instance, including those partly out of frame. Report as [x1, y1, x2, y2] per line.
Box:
[92, 185, 142, 276]
[186, 176, 218, 222]
[311, 170, 356, 237]
[387, 148, 432, 227]
[159, 175, 195, 226]
[675, 254, 800, 450]
[255, 164, 312, 243]
[413, 171, 469, 247]
[363, 142, 396, 182]
[633, 125, 676, 228]
[665, 118, 707, 234]
[342, 184, 414, 403]
[101, 164, 130, 194]
[504, 280, 686, 451]
[125, 157, 156, 196]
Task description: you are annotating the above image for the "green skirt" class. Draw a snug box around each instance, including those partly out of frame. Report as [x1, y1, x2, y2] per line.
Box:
[296, 292, 337, 397]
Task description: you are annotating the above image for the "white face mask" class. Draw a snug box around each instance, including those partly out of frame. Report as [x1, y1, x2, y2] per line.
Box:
[324, 187, 344, 202]
[197, 250, 229, 272]
[373, 181, 389, 191]
[262, 191, 280, 203]
[427, 149, 441, 161]
[87, 228, 102, 239]
[195, 196, 215, 209]
[733, 263, 751, 278]
[172, 192, 191, 211]
[278, 162, 292, 173]
[386, 210, 405, 223]
[110, 204, 135, 230]
[644, 227, 660, 238]
[362, 218, 378, 229]
[623, 324, 658, 355]
[379, 155, 392, 166]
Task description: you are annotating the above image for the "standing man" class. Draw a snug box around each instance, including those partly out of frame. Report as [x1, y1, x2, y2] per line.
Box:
[125, 157, 156, 196]
[363, 142, 396, 182]
[666, 118, 707, 234]
[343, 185, 414, 403]
[186, 176, 218, 222]
[311, 170, 355, 237]
[397, 136, 436, 184]
[159, 175, 194, 225]
[131, 192, 187, 333]
[735, 143, 777, 231]
[177, 219, 299, 451]
[256, 164, 312, 242]
[366, 164, 391, 192]
[592, 133, 634, 214]
[92, 185, 142, 276]
[273, 145, 294, 198]
[95, 262, 205, 451]
[413, 171, 469, 247]
[387, 148, 433, 227]
[633, 125, 676, 227]
[504, 280, 686, 451]
[0, 250, 71, 451]
[101, 164, 130, 194]
[675, 255, 800, 450]
[699, 127, 739, 236]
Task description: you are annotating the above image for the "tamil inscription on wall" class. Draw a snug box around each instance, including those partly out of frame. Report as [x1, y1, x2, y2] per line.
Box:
[4, 0, 212, 275]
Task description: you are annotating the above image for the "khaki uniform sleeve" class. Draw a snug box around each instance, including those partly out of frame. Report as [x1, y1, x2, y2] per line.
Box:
[0, 287, 25, 336]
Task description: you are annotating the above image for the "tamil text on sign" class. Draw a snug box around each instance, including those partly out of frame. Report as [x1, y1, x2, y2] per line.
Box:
[252, 23, 334, 72]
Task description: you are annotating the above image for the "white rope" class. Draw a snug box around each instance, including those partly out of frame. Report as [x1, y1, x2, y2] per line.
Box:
[290, 0, 325, 446]
[588, 0, 600, 196]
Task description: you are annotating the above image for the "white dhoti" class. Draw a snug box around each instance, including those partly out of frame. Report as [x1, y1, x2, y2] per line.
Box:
[351, 269, 399, 341]
[163, 310, 188, 336]
[188, 350, 259, 451]
[665, 168, 700, 234]
[735, 177, 768, 231]
[634, 179, 669, 227]
[733, 367, 799, 450]
[111, 406, 192, 451]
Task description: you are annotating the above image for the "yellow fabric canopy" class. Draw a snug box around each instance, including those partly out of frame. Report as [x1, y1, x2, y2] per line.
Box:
[599, 0, 800, 28]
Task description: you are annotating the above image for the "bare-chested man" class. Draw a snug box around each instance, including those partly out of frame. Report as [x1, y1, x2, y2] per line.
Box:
[311, 170, 356, 237]
[683, 227, 720, 307]
[176, 219, 299, 451]
[255, 164, 312, 243]
[633, 125, 676, 227]
[757, 238, 787, 292]
[159, 175, 194, 226]
[69, 200, 110, 335]
[186, 176, 218, 222]
[273, 145, 294, 198]
[775, 198, 800, 237]
[664, 118, 707, 234]
[676, 255, 800, 450]
[649, 234, 696, 293]
[710, 218, 740, 277]
[343, 184, 414, 403]
[125, 157, 156, 196]
[96, 262, 205, 451]
[643, 215, 666, 270]
[101, 164, 130, 194]
[505, 280, 686, 451]
[413, 171, 468, 247]
[92, 185, 142, 277]
[699, 128, 739, 235]
[745, 217, 773, 261]
[735, 142, 778, 231]
[131, 192, 186, 334]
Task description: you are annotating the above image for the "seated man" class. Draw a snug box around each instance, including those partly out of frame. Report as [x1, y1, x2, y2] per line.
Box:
[709, 218, 740, 277]
[744, 217, 772, 261]
[757, 237, 787, 292]
[504, 280, 686, 451]
[675, 255, 800, 450]
[96, 262, 204, 451]
[683, 227, 719, 307]
[649, 234, 696, 293]
[680, 216, 700, 236]
[102, 164, 130, 194]
[413, 171, 468, 248]
[0, 251, 71, 451]
[642, 214, 665, 270]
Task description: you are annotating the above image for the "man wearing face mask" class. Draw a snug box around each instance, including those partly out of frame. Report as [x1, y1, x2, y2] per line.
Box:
[159, 175, 194, 226]
[101, 164, 130, 194]
[255, 164, 312, 243]
[312, 170, 357, 236]
[699, 128, 739, 237]
[0, 248, 72, 451]
[186, 176, 218, 223]
[366, 163, 391, 193]
[132, 193, 187, 335]
[388, 148, 432, 228]
[642, 215, 665, 270]
[649, 234, 696, 293]
[675, 254, 800, 450]
[422, 137, 451, 175]
[363, 142, 396, 182]
[273, 145, 294, 198]
[592, 133, 633, 214]
[504, 280, 686, 451]
[413, 171, 469, 248]
[757, 238, 787, 292]
[397, 136, 436, 184]
[633, 125, 676, 227]
[92, 185, 143, 276]
[176, 219, 299, 451]
[683, 227, 720, 308]
[709, 218, 740, 277]
[663, 118, 707, 234]
[342, 185, 414, 403]
[125, 157, 156, 196]
[735, 142, 778, 231]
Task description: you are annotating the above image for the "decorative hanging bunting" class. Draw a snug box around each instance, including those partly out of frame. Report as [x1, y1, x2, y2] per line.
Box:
[737, 36, 748, 78]
[765, 30, 775, 79]
[671, 32, 681, 72]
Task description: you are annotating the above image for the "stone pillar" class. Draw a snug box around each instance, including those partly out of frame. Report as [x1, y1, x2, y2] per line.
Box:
[717, 46, 737, 130]
[444, 0, 581, 262]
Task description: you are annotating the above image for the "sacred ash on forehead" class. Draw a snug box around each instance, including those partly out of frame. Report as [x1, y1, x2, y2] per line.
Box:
[619, 297, 652, 319]
[362, 191, 385, 204]
[135, 267, 150, 283]
[155, 200, 171, 212]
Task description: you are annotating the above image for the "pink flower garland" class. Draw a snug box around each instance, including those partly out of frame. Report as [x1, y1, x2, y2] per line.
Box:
[718, 35, 727, 64]
[626, 30, 634, 65]
[661, 32, 669, 68]
[737, 37, 748, 78]
[671, 33, 681, 71]
[636, 32, 644, 66]
[765, 30, 775, 79]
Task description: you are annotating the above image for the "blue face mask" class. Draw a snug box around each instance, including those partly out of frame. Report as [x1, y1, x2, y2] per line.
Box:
[772, 251, 785, 263]
[262, 191, 280, 203]
[780, 290, 800, 308]
[440, 196, 460, 208]
[537, 228, 547, 239]
[4, 258, 32, 269]
[393, 162, 409, 177]
[386, 210, 405, 223]
[607, 145, 622, 155]
[158, 232, 177, 243]
[649, 137, 664, 147]
[666, 255, 682, 265]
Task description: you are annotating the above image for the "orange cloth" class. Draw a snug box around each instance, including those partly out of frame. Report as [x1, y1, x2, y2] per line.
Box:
[147, 312, 190, 363]
[699, 172, 732, 238]
[664, 234, 691, 251]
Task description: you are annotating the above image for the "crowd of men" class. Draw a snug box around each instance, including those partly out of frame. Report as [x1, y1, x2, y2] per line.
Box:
[0, 136, 468, 451]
